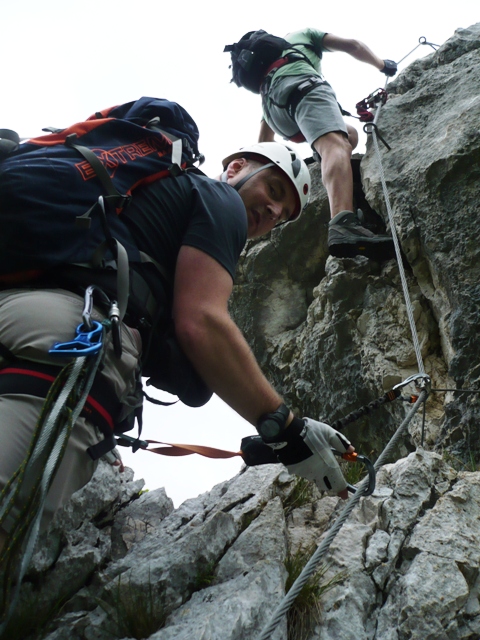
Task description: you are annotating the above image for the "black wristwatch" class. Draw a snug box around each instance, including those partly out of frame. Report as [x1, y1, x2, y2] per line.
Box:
[257, 403, 290, 441]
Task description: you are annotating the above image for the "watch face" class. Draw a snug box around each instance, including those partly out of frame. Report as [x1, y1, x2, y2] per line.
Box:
[259, 418, 282, 439]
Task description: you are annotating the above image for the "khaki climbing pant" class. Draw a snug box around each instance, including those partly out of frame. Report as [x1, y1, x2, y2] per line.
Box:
[0, 288, 142, 536]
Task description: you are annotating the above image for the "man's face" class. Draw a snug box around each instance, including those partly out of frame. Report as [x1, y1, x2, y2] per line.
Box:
[227, 159, 298, 239]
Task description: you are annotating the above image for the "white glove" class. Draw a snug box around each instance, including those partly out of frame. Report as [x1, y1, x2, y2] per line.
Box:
[285, 418, 351, 494]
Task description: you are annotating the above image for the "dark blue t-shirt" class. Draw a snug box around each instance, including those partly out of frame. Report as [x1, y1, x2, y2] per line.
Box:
[122, 171, 248, 282]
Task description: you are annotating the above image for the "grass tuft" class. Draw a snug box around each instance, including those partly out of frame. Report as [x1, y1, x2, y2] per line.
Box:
[0, 587, 66, 640]
[442, 449, 478, 472]
[191, 560, 217, 593]
[283, 477, 315, 517]
[96, 571, 168, 639]
[285, 545, 345, 640]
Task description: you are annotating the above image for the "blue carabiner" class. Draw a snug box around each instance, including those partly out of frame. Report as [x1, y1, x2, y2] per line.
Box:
[49, 321, 104, 357]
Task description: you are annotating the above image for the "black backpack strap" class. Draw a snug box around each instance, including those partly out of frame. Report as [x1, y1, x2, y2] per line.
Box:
[65, 134, 131, 210]
[0, 361, 123, 437]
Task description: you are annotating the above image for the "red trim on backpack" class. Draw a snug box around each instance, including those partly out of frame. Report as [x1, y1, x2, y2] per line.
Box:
[0, 367, 56, 383]
[264, 56, 290, 77]
[27, 119, 118, 146]
[81, 395, 114, 431]
[126, 165, 186, 195]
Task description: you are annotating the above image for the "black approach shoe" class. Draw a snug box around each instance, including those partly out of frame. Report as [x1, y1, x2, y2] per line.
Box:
[328, 210, 395, 261]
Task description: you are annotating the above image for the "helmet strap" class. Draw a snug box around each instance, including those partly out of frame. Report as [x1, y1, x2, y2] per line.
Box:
[228, 162, 275, 192]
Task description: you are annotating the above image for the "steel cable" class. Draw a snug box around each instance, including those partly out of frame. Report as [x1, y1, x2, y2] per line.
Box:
[257, 392, 426, 640]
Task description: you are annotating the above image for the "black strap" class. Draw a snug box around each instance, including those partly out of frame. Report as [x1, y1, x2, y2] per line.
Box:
[0, 341, 16, 364]
[0, 129, 20, 158]
[285, 76, 326, 120]
[261, 75, 326, 141]
[86, 435, 117, 460]
[65, 134, 129, 206]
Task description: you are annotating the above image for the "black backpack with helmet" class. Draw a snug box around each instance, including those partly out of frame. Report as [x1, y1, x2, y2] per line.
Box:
[224, 30, 294, 94]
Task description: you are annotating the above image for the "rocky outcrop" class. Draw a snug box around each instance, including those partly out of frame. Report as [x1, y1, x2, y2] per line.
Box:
[3, 23, 480, 640]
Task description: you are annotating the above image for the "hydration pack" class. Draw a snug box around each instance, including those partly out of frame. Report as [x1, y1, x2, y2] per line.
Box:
[224, 30, 315, 94]
[224, 30, 294, 94]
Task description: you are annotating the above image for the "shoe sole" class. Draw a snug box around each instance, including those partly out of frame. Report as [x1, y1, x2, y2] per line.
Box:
[328, 238, 395, 261]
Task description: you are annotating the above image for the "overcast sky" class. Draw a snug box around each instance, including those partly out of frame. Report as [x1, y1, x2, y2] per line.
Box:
[2, 1, 478, 506]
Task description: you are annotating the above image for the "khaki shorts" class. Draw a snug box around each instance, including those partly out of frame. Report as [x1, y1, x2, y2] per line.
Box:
[264, 74, 348, 146]
[0, 288, 142, 534]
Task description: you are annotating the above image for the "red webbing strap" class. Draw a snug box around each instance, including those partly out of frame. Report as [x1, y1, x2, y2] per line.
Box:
[143, 440, 243, 459]
[264, 56, 290, 77]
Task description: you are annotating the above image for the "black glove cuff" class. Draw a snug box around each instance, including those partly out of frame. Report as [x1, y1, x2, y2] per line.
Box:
[275, 416, 313, 466]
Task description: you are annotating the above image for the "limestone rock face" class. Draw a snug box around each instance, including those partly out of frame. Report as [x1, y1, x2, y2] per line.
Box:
[5, 23, 480, 640]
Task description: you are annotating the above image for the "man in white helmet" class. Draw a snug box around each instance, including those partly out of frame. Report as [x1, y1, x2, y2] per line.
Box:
[0, 141, 353, 553]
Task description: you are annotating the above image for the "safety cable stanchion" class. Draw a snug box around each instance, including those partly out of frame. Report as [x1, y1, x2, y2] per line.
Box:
[257, 391, 427, 640]
[396, 36, 439, 66]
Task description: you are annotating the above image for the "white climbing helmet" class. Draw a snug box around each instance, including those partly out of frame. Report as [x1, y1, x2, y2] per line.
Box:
[222, 142, 311, 220]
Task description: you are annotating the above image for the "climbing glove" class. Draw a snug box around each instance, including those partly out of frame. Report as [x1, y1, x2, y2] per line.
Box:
[381, 59, 398, 77]
[257, 408, 351, 495]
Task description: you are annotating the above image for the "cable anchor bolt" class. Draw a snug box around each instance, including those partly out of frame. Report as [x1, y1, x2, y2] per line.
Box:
[393, 373, 431, 396]
[363, 121, 391, 150]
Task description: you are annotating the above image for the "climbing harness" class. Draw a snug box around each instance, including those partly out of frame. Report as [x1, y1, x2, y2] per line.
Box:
[0, 288, 109, 633]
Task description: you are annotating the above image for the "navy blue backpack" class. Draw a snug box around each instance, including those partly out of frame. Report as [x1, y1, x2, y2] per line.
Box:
[0, 98, 213, 418]
[0, 96, 202, 284]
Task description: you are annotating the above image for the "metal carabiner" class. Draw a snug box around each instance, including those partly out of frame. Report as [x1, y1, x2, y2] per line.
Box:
[49, 321, 104, 357]
[393, 373, 432, 394]
[109, 300, 122, 358]
[333, 449, 376, 497]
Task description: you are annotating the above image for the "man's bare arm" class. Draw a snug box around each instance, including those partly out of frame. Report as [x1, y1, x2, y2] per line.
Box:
[323, 34, 385, 70]
[173, 245, 284, 425]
